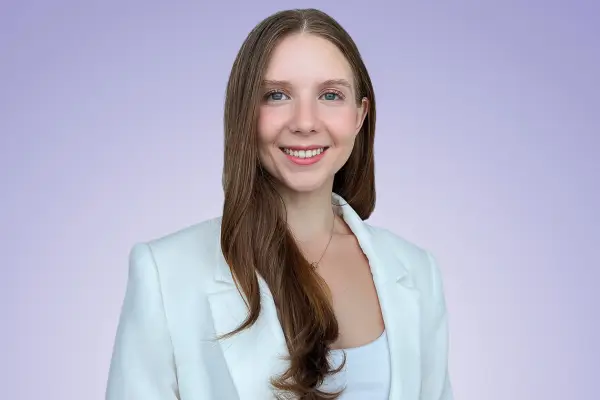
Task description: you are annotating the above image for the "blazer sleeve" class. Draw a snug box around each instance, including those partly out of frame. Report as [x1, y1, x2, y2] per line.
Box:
[105, 243, 179, 400]
[421, 252, 454, 400]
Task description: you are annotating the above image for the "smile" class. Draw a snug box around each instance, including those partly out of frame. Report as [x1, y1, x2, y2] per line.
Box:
[279, 146, 329, 165]
[280, 147, 327, 159]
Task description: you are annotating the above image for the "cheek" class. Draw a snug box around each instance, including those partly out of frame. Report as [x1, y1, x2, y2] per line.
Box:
[324, 107, 361, 143]
[257, 109, 283, 169]
[258, 107, 286, 145]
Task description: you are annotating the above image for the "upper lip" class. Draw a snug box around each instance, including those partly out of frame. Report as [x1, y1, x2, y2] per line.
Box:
[279, 145, 328, 150]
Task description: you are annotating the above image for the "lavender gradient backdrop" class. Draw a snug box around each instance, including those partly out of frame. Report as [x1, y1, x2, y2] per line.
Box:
[2, 1, 598, 399]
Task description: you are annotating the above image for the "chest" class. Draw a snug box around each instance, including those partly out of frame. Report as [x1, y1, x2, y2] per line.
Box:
[194, 237, 424, 399]
[315, 238, 386, 349]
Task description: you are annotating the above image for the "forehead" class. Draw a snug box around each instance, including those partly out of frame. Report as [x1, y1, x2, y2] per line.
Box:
[264, 33, 354, 82]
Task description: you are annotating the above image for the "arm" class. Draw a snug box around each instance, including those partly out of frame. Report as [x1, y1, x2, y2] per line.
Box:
[421, 252, 453, 400]
[106, 243, 179, 399]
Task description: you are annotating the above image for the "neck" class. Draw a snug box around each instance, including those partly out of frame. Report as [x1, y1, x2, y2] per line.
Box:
[277, 182, 336, 242]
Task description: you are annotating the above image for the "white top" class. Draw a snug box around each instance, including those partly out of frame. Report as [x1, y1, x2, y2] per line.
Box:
[320, 330, 391, 399]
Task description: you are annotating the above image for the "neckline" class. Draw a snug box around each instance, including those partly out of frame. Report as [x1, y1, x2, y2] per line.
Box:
[330, 329, 387, 354]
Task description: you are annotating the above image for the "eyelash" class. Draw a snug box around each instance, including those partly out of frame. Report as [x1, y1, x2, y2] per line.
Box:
[263, 89, 345, 101]
[263, 90, 289, 101]
[321, 89, 345, 100]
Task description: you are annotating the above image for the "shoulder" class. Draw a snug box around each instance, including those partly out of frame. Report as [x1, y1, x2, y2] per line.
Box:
[367, 223, 431, 262]
[365, 223, 447, 302]
[143, 217, 222, 261]
[366, 223, 434, 271]
[127, 217, 223, 289]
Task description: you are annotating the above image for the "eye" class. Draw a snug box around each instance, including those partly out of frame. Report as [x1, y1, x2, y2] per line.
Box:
[320, 91, 343, 101]
[265, 91, 290, 101]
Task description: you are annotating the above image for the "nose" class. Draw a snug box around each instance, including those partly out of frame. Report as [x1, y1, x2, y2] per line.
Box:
[289, 98, 318, 135]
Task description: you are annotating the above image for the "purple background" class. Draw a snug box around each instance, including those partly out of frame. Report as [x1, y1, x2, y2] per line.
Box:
[2, 1, 598, 399]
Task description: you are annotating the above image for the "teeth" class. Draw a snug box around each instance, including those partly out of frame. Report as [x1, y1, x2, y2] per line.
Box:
[282, 147, 326, 158]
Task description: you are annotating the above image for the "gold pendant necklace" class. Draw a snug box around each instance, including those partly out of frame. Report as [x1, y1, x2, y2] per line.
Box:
[311, 214, 336, 269]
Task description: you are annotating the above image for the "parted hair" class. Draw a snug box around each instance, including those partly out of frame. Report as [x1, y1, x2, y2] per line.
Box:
[220, 8, 376, 399]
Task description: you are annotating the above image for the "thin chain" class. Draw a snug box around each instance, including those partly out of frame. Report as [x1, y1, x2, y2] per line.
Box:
[310, 213, 336, 269]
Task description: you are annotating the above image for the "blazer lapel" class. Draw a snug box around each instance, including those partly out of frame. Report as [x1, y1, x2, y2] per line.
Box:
[206, 243, 288, 399]
[207, 195, 422, 400]
[334, 194, 422, 400]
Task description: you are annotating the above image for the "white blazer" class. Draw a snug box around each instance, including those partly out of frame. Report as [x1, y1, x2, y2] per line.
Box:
[106, 194, 453, 400]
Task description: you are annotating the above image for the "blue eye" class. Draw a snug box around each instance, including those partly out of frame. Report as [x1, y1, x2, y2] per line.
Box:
[266, 91, 289, 101]
[321, 92, 341, 101]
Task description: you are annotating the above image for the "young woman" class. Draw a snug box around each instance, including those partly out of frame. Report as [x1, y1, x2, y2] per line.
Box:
[106, 8, 453, 400]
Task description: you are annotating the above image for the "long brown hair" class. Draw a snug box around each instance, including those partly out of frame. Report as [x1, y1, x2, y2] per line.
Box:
[220, 8, 376, 399]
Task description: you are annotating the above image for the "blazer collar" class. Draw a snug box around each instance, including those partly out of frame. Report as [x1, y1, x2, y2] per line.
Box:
[208, 193, 422, 400]
[330, 192, 413, 286]
[212, 193, 412, 285]
[332, 193, 422, 399]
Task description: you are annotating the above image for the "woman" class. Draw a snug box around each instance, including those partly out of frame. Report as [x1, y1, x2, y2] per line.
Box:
[106, 8, 453, 400]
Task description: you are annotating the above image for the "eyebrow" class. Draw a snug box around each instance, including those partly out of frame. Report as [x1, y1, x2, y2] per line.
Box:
[322, 79, 352, 89]
[262, 79, 353, 89]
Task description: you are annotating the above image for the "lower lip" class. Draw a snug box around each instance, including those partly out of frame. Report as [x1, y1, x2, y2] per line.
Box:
[282, 149, 328, 165]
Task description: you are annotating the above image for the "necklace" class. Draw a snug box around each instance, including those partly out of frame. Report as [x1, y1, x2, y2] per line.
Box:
[310, 214, 336, 269]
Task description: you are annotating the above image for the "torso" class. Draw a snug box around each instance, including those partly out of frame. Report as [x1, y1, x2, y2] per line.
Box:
[301, 216, 390, 397]
[106, 211, 446, 400]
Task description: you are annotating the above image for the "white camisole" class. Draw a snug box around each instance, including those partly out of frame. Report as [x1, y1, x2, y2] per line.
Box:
[319, 330, 391, 398]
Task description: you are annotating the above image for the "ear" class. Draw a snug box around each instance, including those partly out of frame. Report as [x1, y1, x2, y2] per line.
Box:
[354, 97, 369, 135]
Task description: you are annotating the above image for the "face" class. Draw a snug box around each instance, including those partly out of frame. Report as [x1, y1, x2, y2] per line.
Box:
[257, 33, 368, 194]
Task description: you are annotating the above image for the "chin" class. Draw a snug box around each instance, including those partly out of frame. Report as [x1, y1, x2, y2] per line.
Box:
[277, 174, 331, 194]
